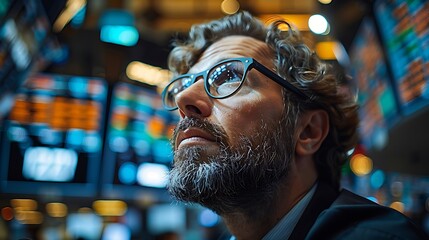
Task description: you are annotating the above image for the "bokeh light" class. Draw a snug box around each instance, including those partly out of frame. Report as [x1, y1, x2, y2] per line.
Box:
[1, 207, 14, 221]
[350, 154, 373, 176]
[370, 170, 385, 189]
[308, 14, 330, 35]
[390, 201, 405, 213]
[199, 209, 219, 227]
[221, 0, 240, 15]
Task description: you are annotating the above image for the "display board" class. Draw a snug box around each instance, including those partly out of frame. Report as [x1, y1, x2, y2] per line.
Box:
[0, 0, 52, 117]
[101, 82, 179, 200]
[374, 0, 429, 115]
[0, 74, 108, 196]
[349, 18, 399, 150]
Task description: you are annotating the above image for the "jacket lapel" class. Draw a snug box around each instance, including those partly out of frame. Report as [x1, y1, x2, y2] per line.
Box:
[288, 182, 339, 240]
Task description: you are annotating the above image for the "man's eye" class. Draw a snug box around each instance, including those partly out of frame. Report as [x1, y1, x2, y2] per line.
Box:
[223, 70, 242, 83]
[209, 68, 242, 86]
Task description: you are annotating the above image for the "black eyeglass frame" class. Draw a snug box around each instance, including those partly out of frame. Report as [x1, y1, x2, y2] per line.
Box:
[161, 57, 311, 111]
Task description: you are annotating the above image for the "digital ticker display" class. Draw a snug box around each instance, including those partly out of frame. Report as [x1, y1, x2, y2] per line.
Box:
[0, 74, 108, 196]
[374, 0, 429, 114]
[101, 82, 178, 199]
[349, 18, 399, 150]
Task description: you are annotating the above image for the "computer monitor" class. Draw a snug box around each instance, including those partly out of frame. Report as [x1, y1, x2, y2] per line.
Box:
[374, 0, 429, 115]
[0, 73, 108, 197]
[101, 82, 179, 200]
[348, 17, 400, 151]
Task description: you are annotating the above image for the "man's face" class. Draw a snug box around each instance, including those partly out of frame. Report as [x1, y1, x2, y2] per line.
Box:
[167, 36, 297, 214]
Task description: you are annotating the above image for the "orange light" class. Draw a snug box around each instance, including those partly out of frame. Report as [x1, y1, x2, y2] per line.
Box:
[350, 153, 373, 176]
[315, 41, 338, 60]
[390, 201, 405, 213]
[1, 207, 14, 221]
[221, 0, 240, 15]
[93, 200, 127, 216]
[11, 199, 37, 211]
[46, 203, 68, 218]
[147, 117, 165, 138]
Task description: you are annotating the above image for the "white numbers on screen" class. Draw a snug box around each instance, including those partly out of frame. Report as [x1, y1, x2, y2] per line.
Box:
[22, 147, 78, 182]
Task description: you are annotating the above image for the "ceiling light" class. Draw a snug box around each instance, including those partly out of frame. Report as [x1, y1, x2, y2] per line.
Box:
[221, 0, 240, 15]
[318, 0, 332, 4]
[308, 14, 330, 35]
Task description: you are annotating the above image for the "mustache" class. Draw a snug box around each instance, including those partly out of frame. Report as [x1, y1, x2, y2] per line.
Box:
[172, 117, 229, 147]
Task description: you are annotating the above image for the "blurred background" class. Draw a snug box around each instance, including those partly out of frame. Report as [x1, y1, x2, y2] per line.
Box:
[1, 0, 429, 239]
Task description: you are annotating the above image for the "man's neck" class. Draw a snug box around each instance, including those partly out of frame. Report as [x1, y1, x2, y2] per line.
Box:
[222, 211, 274, 240]
[221, 174, 317, 240]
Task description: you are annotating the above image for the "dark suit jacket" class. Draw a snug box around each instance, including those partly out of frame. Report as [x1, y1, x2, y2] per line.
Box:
[289, 182, 429, 240]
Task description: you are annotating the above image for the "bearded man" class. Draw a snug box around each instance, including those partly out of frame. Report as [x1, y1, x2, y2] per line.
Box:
[161, 11, 428, 240]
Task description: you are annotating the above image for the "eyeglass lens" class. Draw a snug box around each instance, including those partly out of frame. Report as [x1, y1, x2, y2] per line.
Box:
[164, 59, 246, 109]
[207, 60, 244, 97]
[164, 77, 193, 109]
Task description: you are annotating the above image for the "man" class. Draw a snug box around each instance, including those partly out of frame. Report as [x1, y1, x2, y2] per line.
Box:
[162, 11, 428, 240]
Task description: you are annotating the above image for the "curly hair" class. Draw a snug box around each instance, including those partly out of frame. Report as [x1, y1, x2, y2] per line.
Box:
[168, 11, 359, 190]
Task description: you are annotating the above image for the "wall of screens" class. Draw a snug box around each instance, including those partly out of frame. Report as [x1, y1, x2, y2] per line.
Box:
[101, 82, 179, 200]
[348, 17, 399, 151]
[374, 0, 429, 115]
[0, 76, 178, 199]
[0, 74, 108, 196]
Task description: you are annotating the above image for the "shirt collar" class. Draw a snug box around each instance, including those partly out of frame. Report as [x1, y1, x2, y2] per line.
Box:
[229, 183, 318, 240]
[262, 182, 318, 240]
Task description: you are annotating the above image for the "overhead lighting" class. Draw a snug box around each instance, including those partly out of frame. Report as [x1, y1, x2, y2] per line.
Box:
[53, 0, 87, 32]
[126, 61, 172, 88]
[99, 10, 139, 47]
[100, 25, 139, 46]
[221, 0, 240, 15]
[70, 4, 87, 27]
[318, 0, 333, 4]
[308, 14, 330, 35]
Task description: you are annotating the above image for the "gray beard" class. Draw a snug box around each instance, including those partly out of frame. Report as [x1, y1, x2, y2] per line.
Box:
[167, 117, 295, 216]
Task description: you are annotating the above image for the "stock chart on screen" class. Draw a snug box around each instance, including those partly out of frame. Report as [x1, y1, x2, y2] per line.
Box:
[374, 0, 429, 115]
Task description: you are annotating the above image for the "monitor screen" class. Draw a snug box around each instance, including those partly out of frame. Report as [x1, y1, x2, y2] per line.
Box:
[374, 0, 429, 114]
[348, 17, 399, 150]
[0, 73, 108, 196]
[0, 0, 52, 118]
[101, 82, 179, 200]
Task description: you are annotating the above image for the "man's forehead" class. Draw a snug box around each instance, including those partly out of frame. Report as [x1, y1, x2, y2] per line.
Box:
[206, 35, 267, 51]
[190, 35, 273, 71]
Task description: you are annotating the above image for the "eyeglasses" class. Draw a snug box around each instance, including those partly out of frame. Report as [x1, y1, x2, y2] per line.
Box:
[161, 57, 311, 111]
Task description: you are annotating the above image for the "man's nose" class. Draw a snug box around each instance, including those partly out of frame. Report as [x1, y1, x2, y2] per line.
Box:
[175, 79, 212, 119]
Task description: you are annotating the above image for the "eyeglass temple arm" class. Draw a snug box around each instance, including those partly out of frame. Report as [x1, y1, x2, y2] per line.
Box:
[252, 61, 311, 100]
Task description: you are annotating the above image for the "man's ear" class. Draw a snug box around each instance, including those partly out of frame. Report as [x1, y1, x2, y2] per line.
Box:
[295, 110, 329, 157]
